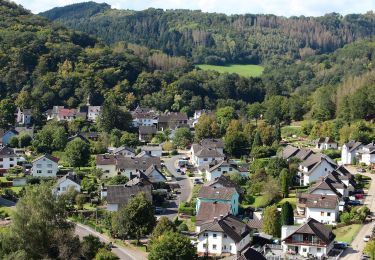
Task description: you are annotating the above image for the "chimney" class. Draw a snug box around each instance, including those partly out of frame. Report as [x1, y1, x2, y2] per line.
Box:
[213, 217, 218, 221]
[220, 215, 224, 220]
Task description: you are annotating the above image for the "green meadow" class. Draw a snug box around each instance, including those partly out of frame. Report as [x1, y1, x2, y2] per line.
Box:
[197, 64, 264, 77]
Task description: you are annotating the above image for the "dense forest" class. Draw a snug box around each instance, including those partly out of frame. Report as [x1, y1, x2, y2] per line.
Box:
[40, 2, 375, 64]
[0, 0, 373, 124]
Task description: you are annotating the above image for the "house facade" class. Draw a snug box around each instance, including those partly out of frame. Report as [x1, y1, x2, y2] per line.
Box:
[196, 186, 239, 216]
[313, 137, 337, 150]
[0, 147, 26, 172]
[138, 125, 157, 142]
[196, 215, 252, 257]
[202, 160, 239, 182]
[87, 106, 101, 122]
[191, 144, 225, 167]
[16, 108, 32, 126]
[106, 183, 152, 211]
[341, 140, 363, 165]
[282, 218, 335, 258]
[54, 173, 81, 195]
[112, 146, 135, 157]
[31, 154, 59, 177]
[298, 155, 336, 186]
[358, 142, 375, 166]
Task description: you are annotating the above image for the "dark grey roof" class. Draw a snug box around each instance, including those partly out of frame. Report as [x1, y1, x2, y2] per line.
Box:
[32, 154, 59, 163]
[298, 193, 338, 209]
[139, 125, 157, 135]
[116, 157, 161, 171]
[236, 246, 266, 260]
[158, 112, 188, 122]
[201, 138, 224, 149]
[143, 164, 167, 182]
[112, 146, 135, 155]
[205, 175, 243, 195]
[198, 186, 237, 200]
[193, 144, 224, 158]
[199, 214, 250, 243]
[56, 173, 81, 186]
[281, 145, 300, 159]
[106, 184, 152, 208]
[196, 202, 231, 226]
[283, 218, 335, 244]
[308, 177, 343, 198]
[0, 147, 17, 158]
[344, 140, 363, 152]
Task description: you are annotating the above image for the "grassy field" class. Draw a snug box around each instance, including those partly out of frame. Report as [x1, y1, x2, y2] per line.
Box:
[197, 64, 264, 77]
[277, 194, 297, 208]
[333, 224, 362, 244]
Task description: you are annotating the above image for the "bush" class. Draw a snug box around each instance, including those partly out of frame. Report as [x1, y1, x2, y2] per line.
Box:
[321, 149, 341, 159]
[178, 204, 195, 216]
[187, 172, 194, 177]
[177, 223, 189, 232]
[170, 150, 178, 156]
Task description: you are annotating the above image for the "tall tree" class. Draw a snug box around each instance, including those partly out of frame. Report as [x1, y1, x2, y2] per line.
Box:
[150, 217, 176, 244]
[252, 131, 262, 150]
[263, 204, 281, 237]
[281, 202, 294, 226]
[0, 99, 16, 129]
[280, 168, 290, 198]
[173, 127, 193, 148]
[98, 96, 132, 132]
[111, 192, 156, 243]
[365, 239, 375, 260]
[64, 139, 91, 168]
[148, 231, 196, 260]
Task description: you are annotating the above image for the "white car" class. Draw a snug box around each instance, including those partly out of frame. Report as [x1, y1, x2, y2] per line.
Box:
[364, 235, 371, 242]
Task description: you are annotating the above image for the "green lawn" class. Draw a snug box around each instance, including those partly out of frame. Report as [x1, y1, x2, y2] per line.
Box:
[0, 206, 14, 217]
[277, 194, 297, 208]
[197, 64, 264, 77]
[249, 195, 269, 208]
[333, 224, 362, 244]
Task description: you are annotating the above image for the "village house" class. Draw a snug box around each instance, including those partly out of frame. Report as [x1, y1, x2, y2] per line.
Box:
[281, 145, 314, 162]
[205, 175, 243, 196]
[31, 154, 59, 177]
[54, 173, 81, 196]
[358, 142, 375, 167]
[341, 140, 363, 165]
[131, 106, 158, 127]
[140, 145, 163, 157]
[16, 108, 32, 126]
[105, 181, 152, 211]
[111, 146, 136, 157]
[0, 129, 18, 146]
[157, 112, 188, 131]
[138, 125, 157, 142]
[199, 160, 239, 182]
[308, 171, 349, 198]
[45, 106, 87, 122]
[196, 186, 239, 216]
[196, 214, 252, 257]
[281, 218, 335, 258]
[298, 154, 337, 186]
[191, 144, 225, 167]
[0, 147, 26, 173]
[14, 126, 34, 138]
[190, 109, 212, 127]
[294, 193, 339, 225]
[87, 105, 102, 122]
[313, 137, 338, 150]
[196, 201, 232, 229]
[142, 164, 167, 183]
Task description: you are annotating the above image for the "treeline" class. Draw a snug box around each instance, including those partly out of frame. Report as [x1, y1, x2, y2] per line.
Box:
[40, 2, 375, 64]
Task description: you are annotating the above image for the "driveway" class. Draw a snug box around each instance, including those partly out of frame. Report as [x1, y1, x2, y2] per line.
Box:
[74, 223, 147, 260]
[160, 154, 193, 219]
[340, 168, 375, 260]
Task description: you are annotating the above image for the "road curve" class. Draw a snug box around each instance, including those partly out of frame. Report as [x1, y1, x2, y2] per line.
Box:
[74, 223, 147, 260]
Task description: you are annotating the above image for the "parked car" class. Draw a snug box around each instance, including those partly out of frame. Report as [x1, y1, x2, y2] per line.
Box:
[348, 200, 361, 206]
[334, 242, 348, 249]
[357, 168, 366, 173]
[176, 168, 181, 173]
[155, 207, 165, 214]
[355, 194, 365, 199]
[364, 235, 371, 242]
[353, 189, 365, 194]
[194, 179, 203, 185]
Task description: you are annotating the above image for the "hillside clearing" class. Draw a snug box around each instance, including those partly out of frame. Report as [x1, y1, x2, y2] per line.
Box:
[197, 64, 264, 77]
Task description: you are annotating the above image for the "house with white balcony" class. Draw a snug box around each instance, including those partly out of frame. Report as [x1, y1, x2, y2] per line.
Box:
[341, 140, 363, 165]
[0, 147, 26, 173]
[191, 143, 225, 167]
[199, 160, 239, 182]
[298, 154, 336, 186]
[282, 218, 335, 258]
[131, 106, 158, 127]
[196, 214, 252, 257]
[31, 154, 59, 177]
[294, 193, 339, 225]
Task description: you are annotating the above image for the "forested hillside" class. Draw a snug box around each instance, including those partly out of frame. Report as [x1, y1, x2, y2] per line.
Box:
[40, 2, 375, 64]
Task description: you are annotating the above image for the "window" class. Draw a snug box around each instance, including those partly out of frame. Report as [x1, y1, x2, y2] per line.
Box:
[47, 170, 53, 174]
[224, 234, 227, 238]
[37, 170, 42, 174]
[0, 158, 3, 162]
[0, 164, 3, 168]
[204, 158, 208, 161]
[212, 245, 217, 250]
[223, 245, 227, 250]
[327, 212, 331, 217]
[36, 164, 42, 168]
[317, 248, 321, 252]
[321, 212, 324, 216]
[203, 233, 208, 237]
[47, 164, 52, 168]
[218, 168, 221, 171]
[203, 243, 207, 248]
[303, 248, 307, 252]
[9, 158, 14, 161]
[213, 233, 217, 238]
[9, 164, 13, 167]
[325, 168, 327, 171]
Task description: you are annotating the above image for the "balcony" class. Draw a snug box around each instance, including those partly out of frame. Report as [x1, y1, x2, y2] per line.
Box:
[284, 238, 326, 247]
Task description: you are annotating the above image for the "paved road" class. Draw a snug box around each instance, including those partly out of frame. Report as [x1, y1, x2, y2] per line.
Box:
[340, 169, 375, 260]
[75, 223, 147, 260]
[160, 153, 193, 219]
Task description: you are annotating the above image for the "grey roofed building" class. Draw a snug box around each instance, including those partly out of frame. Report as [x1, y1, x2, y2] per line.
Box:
[198, 186, 237, 201]
[192, 144, 224, 158]
[112, 145, 135, 155]
[139, 125, 157, 135]
[0, 146, 18, 158]
[200, 138, 224, 149]
[344, 140, 363, 152]
[32, 153, 59, 163]
[106, 183, 152, 211]
[196, 201, 231, 226]
[143, 164, 167, 183]
[125, 172, 152, 186]
[198, 214, 251, 243]
[297, 193, 339, 209]
[116, 157, 161, 171]
[281, 145, 313, 161]
[56, 172, 81, 186]
[282, 218, 335, 245]
[14, 127, 34, 137]
[308, 175, 345, 198]
[205, 175, 243, 195]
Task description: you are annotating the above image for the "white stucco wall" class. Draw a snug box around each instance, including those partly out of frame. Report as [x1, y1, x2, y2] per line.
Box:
[32, 157, 58, 177]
